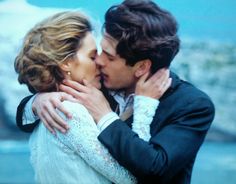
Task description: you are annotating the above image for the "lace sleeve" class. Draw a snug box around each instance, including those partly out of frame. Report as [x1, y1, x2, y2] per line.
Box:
[56, 101, 136, 184]
[132, 95, 159, 141]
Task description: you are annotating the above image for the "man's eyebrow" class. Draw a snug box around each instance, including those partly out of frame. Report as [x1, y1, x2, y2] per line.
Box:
[103, 50, 116, 57]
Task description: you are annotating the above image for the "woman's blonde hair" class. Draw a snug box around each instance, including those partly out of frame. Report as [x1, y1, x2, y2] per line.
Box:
[14, 11, 92, 93]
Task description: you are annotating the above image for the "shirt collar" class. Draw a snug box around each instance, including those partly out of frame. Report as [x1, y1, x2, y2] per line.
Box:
[109, 90, 135, 115]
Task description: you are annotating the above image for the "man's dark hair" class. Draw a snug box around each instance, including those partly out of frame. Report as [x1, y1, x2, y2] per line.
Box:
[104, 0, 180, 73]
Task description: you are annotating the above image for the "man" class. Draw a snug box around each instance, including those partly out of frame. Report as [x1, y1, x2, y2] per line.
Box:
[16, 0, 215, 183]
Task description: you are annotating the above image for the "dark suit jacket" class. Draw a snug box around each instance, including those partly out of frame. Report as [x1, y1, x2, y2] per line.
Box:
[98, 72, 215, 184]
[16, 72, 215, 184]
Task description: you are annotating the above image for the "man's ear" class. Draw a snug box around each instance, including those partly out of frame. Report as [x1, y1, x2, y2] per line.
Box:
[134, 59, 151, 77]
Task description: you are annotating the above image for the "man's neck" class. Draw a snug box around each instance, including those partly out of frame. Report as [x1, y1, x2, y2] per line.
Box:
[109, 90, 135, 116]
[108, 86, 135, 98]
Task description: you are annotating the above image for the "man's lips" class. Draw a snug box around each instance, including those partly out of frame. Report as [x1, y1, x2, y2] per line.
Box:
[101, 72, 108, 80]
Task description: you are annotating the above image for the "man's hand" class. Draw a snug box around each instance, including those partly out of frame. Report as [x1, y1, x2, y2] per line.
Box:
[60, 79, 112, 123]
[135, 68, 172, 99]
[32, 92, 77, 134]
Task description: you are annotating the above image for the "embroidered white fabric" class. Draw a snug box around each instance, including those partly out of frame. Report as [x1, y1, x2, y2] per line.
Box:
[132, 95, 159, 141]
[29, 96, 158, 184]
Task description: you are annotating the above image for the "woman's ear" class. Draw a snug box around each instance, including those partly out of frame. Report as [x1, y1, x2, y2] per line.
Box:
[134, 59, 151, 78]
[59, 59, 72, 73]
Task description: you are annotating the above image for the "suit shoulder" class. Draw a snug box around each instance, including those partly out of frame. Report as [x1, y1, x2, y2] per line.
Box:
[177, 80, 215, 110]
[168, 72, 213, 104]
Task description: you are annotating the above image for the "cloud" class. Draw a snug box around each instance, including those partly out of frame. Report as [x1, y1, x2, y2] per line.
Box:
[0, 0, 70, 40]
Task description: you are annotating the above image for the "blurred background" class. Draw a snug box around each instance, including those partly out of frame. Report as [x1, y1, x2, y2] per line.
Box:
[0, 0, 236, 183]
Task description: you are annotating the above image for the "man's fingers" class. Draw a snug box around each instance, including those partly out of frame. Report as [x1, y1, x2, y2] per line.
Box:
[63, 79, 89, 93]
[161, 69, 170, 84]
[40, 114, 56, 135]
[60, 92, 78, 103]
[162, 78, 172, 93]
[42, 112, 67, 133]
[42, 118, 55, 135]
[49, 108, 70, 130]
[59, 84, 84, 100]
[148, 68, 169, 83]
[51, 98, 72, 120]
[46, 101, 70, 130]
[55, 103, 72, 120]
[83, 79, 93, 88]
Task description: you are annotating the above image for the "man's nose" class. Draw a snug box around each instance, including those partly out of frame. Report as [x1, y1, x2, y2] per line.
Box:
[95, 54, 105, 66]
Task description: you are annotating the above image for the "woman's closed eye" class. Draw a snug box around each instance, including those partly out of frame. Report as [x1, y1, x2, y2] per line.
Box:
[89, 51, 97, 61]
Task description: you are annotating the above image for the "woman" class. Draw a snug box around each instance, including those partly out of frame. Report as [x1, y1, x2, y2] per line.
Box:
[14, 11, 166, 184]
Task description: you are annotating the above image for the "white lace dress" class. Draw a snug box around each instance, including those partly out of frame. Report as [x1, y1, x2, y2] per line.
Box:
[29, 96, 158, 184]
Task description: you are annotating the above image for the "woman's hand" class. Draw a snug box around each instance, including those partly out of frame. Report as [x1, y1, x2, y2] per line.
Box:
[135, 68, 172, 99]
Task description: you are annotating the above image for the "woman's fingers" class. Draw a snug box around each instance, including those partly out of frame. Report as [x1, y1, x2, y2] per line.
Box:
[137, 72, 150, 85]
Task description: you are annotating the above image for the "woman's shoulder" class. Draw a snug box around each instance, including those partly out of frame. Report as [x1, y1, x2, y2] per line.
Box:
[58, 101, 94, 126]
[59, 101, 91, 120]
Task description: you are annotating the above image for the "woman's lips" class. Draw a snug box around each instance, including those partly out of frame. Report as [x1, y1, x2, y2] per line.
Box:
[95, 74, 101, 80]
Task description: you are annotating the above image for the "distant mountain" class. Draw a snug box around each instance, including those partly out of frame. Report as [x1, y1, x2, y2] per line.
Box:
[171, 40, 236, 140]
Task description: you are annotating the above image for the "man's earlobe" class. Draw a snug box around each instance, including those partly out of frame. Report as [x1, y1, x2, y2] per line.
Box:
[135, 59, 151, 77]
